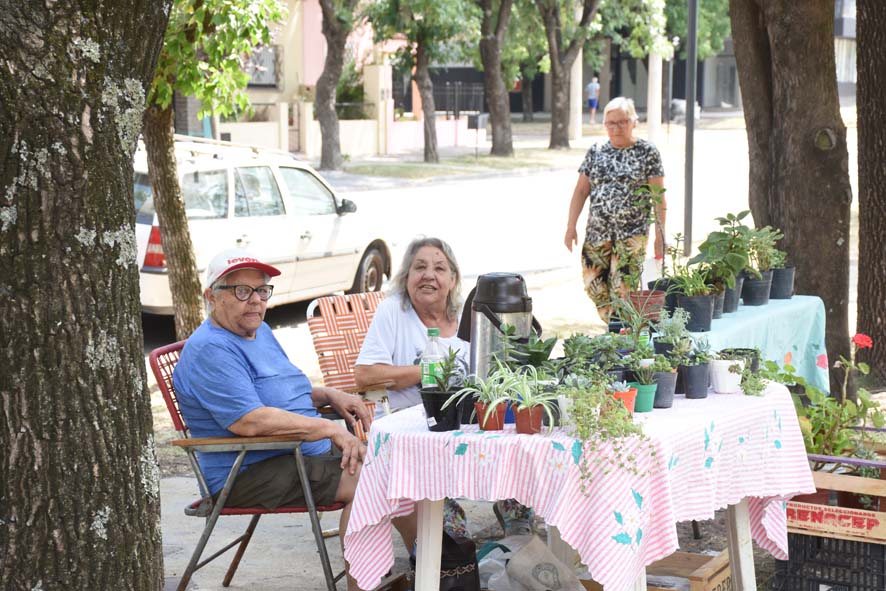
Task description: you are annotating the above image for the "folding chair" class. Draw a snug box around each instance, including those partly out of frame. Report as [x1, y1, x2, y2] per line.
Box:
[307, 292, 394, 415]
[150, 340, 347, 591]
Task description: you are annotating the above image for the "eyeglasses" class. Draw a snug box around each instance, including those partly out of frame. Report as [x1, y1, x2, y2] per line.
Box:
[604, 119, 632, 129]
[216, 284, 274, 301]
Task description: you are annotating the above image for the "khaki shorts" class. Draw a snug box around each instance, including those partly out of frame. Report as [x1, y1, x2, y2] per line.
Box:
[221, 451, 343, 510]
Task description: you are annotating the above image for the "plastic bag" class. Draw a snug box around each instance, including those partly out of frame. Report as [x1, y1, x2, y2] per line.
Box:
[479, 535, 583, 591]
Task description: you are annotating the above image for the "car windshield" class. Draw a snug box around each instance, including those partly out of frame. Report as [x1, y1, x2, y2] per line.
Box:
[134, 169, 229, 224]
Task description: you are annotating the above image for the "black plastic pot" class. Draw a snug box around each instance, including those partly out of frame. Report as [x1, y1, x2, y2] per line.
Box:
[770, 266, 795, 299]
[723, 274, 745, 313]
[649, 278, 682, 314]
[457, 394, 478, 425]
[712, 289, 725, 319]
[653, 340, 675, 357]
[719, 348, 760, 374]
[606, 367, 628, 383]
[653, 371, 678, 408]
[680, 363, 710, 399]
[421, 389, 460, 431]
[743, 270, 773, 306]
[677, 294, 715, 332]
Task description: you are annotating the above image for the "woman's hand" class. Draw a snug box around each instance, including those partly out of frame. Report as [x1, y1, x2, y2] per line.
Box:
[564, 226, 578, 252]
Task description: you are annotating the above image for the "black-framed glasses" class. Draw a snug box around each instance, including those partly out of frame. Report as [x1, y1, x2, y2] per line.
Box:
[217, 284, 274, 302]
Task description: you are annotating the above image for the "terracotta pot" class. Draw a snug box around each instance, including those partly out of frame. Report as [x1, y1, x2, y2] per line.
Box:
[474, 401, 506, 431]
[514, 405, 545, 434]
[628, 290, 666, 322]
[612, 388, 637, 415]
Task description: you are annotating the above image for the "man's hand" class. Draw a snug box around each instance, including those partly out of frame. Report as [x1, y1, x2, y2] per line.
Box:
[564, 227, 578, 252]
[330, 427, 365, 475]
[326, 389, 372, 433]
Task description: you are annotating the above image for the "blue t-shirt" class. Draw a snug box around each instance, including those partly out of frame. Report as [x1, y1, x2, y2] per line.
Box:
[173, 319, 331, 495]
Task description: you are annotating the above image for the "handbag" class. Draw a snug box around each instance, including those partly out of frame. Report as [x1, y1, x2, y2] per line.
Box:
[410, 531, 480, 591]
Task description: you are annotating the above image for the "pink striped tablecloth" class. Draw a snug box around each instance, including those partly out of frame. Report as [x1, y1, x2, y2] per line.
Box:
[344, 383, 815, 591]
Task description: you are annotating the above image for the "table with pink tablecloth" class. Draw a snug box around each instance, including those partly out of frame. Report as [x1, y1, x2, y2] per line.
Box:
[344, 383, 815, 591]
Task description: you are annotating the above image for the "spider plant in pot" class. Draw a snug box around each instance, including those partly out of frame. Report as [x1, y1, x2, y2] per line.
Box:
[743, 226, 782, 306]
[420, 347, 467, 431]
[691, 211, 752, 315]
[680, 338, 713, 399]
[444, 362, 517, 431]
[611, 295, 656, 352]
[671, 263, 716, 332]
[769, 248, 795, 300]
[508, 366, 560, 434]
[652, 307, 691, 358]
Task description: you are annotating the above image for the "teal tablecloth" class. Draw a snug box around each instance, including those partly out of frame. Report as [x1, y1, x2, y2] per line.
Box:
[688, 295, 830, 393]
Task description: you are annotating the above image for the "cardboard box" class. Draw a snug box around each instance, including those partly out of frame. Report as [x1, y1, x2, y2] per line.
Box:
[579, 549, 731, 591]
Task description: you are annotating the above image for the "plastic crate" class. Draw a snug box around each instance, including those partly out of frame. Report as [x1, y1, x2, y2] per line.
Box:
[772, 533, 886, 591]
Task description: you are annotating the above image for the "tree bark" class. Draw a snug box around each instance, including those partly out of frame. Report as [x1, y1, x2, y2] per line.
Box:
[856, 0, 886, 388]
[414, 40, 439, 163]
[478, 0, 514, 156]
[0, 2, 168, 589]
[535, 0, 600, 149]
[730, 0, 852, 392]
[142, 105, 204, 340]
[317, 0, 353, 171]
[521, 70, 535, 121]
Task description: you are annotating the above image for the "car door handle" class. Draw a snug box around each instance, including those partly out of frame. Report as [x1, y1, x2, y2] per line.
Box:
[300, 231, 312, 240]
[236, 234, 250, 247]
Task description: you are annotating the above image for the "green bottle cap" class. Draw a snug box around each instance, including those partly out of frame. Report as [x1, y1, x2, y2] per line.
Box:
[427, 328, 440, 337]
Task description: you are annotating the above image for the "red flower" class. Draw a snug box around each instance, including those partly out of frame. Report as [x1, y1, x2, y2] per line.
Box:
[852, 333, 873, 349]
[816, 354, 828, 369]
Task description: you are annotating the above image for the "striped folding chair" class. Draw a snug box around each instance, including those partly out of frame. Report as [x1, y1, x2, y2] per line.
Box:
[307, 292, 394, 416]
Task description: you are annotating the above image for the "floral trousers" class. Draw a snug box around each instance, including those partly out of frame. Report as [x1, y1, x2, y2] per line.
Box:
[581, 234, 648, 323]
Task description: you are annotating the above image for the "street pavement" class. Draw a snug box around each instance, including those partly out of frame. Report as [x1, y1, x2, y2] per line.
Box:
[155, 110, 861, 589]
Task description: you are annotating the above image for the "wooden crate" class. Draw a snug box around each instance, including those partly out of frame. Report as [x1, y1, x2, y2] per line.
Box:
[787, 470, 886, 544]
[579, 549, 731, 591]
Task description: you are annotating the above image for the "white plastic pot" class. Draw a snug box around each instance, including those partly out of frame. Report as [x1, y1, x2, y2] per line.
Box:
[711, 359, 745, 394]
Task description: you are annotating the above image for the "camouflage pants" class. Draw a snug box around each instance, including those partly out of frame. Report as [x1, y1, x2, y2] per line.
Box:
[581, 234, 648, 323]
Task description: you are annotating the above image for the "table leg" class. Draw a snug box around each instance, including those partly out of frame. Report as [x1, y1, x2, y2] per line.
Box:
[633, 567, 647, 591]
[725, 499, 757, 591]
[415, 499, 444, 591]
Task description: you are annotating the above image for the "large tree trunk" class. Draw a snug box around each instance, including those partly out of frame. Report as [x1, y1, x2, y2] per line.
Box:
[521, 70, 535, 122]
[0, 2, 169, 589]
[535, 0, 599, 150]
[856, 0, 886, 388]
[317, 0, 353, 171]
[142, 105, 204, 340]
[414, 40, 439, 163]
[730, 0, 852, 392]
[478, 0, 514, 156]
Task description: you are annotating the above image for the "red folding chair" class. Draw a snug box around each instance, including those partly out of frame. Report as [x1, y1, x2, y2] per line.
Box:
[150, 340, 346, 591]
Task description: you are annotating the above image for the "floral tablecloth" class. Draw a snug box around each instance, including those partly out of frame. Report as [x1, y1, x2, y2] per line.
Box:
[343, 383, 815, 591]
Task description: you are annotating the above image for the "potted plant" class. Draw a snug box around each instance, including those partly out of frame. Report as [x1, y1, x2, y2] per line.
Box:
[696, 211, 754, 314]
[652, 307, 691, 358]
[444, 363, 517, 431]
[743, 226, 782, 306]
[649, 234, 688, 314]
[623, 184, 667, 319]
[671, 264, 716, 332]
[710, 354, 745, 394]
[629, 354, 663, 413]
[651, 354, 678, 409]
[508, 366, 560, 434]
[420, 347, 466, 431]
[680, 338, 713, 399]
[611, 295, 657, 352]
[769, 248, 795, 299]
[607, 380, 637, 415]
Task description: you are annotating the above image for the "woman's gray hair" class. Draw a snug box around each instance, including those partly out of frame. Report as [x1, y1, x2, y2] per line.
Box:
[603, 96, 639, 121]
[391, 237, 462, 320]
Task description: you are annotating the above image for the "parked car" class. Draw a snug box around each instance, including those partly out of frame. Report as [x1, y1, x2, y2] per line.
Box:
[134, 137, 392, 315]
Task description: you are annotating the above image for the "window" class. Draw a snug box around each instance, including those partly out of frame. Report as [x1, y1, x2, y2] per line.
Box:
[134, 169, 228, 223]
[278, 167, 337, 216]
[234, 167, 285, 217]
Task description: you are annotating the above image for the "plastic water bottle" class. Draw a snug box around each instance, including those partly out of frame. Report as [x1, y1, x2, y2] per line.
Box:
[420, 328, 443, 389]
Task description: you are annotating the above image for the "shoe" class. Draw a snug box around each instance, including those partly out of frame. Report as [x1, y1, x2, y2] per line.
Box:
[493, 499, 534, 536]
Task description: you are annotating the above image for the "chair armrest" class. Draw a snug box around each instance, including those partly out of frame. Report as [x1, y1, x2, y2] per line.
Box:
[172, 434, 302, 453]
[349, 381, 396, 394]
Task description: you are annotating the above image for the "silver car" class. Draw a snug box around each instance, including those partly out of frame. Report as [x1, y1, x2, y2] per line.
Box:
[134, 138, 391, 314]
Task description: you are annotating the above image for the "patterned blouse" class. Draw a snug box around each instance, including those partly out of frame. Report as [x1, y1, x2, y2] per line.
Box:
[577, 138, 664, 245]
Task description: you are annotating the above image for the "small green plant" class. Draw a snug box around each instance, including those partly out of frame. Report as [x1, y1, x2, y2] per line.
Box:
[732, 363, 766, 396]
[430, 347, 467, 392]
[498, 324, 557, 370]
[748, 226, 783, 273]
[508, 366, 560, 433]
[653, 308, 691, 344]
[685, 338, 713, 365]
[610, 295, 655, 350]
[771, 248, 788, 269]
[690, 211, 752, 290]
[443, 362, 517, 423]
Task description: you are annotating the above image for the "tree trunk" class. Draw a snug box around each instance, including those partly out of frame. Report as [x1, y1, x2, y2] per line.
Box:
[478, 0, 514, 157]
[317, 0, 353, 171]
[856, 0, 886, 388]
[535, 0, 599, 150]
[142, 105, 204, 340]
[414, 40, 439, 163]
[521, 71, 534, 122]
[0, 2, 168, 589]
[730, 0, 852, 392]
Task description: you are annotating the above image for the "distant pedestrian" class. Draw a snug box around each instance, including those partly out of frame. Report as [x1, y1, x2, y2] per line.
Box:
[563, 97, 666, 323]
[585, 77, 601, 124]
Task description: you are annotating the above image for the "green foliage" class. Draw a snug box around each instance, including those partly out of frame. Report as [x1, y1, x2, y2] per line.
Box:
[149, 0, 287, 118]
[664, 0, 731, 61]
[335, 58, 369, 120]
[443, 361, 517, 422]
[498, 324, 557, 370]
[683, 337, 712, 366]
[584, 0, 673, 70]
[509, 366, 560, 433]
[499, 0, 550, 86]
[653, 307, 691, 345]
[690, 211, 752, 289]
[433, 347, 467, 391]
[631, 355, 668, 385]
[747, 226, 783, 273]
[610, 294, 656, 350]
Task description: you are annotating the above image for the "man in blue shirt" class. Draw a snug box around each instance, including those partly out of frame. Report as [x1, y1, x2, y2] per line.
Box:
[174, 249, 416, 589]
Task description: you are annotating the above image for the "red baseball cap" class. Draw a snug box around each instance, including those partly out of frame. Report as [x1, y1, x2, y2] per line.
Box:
[204, 248, 281, 289]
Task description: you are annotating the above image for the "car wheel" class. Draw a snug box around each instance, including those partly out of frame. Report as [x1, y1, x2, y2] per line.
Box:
[349, 247, 385, 293]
